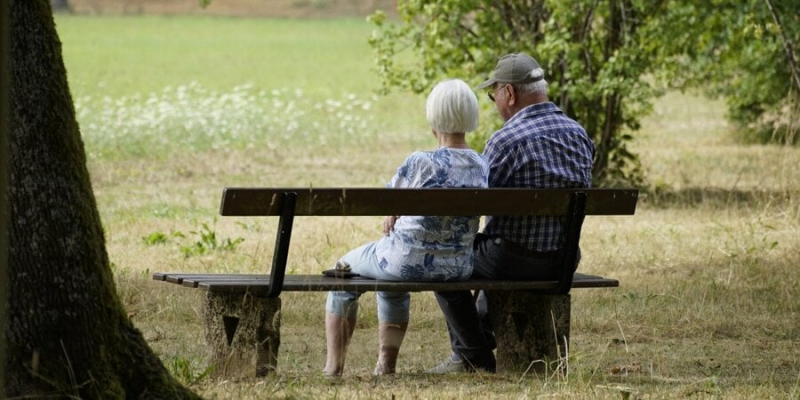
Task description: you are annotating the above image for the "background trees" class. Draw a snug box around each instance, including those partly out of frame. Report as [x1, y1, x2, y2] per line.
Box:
[655, 1, 799, 145]
[369, 0, 799, 186]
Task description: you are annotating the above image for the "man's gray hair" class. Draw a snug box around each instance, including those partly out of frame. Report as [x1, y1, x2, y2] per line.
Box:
[426, 79, 479, 134]
[514, 68, 548, 95]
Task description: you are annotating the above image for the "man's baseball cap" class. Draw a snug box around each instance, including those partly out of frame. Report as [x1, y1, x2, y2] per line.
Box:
[476, 53, 544, 90]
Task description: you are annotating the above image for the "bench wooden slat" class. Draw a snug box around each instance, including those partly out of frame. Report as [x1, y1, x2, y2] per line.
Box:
[181, 274, 268, 288]
[152, 272, 167, 281]
[220, 188, 638, 217]
[164, 274, 235, 285]
[150, 273, 266, 286]
[153, 272, 618, 295]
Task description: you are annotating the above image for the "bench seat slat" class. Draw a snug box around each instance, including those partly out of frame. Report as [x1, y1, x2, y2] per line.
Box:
[153, 272, 618, 295]
[152, 273, 265, 285]
[181, 274, 268, 288]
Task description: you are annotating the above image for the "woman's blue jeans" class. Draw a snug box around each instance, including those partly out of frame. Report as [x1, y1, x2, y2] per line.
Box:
[325, 242, 411, 324]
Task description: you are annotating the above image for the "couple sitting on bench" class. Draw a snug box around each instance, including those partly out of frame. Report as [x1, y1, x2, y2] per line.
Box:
[323, 53, 595, 377]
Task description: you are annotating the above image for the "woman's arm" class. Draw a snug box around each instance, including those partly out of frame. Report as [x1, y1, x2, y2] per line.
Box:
[383, 153, 420, 235]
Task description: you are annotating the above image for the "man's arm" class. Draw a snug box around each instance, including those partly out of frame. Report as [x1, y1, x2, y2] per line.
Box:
[483, 138, 515, 188]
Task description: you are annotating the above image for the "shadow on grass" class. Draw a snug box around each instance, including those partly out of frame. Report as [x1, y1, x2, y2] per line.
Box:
[641, 187, 797, 209]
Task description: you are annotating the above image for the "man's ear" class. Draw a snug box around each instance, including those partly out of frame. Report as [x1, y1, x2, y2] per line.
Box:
[507, 85, 516, 107]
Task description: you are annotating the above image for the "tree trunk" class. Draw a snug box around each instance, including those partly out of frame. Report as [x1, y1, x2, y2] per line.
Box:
[1, 1, 11, 397]
[6, 1, 200, 398]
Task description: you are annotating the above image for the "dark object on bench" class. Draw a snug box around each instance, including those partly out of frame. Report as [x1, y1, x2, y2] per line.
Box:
[321, 269, 360, 279]
[153, 187, 638, 378]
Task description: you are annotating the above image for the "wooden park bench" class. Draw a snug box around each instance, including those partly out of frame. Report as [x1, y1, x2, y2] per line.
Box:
[153, 187, 638, 378]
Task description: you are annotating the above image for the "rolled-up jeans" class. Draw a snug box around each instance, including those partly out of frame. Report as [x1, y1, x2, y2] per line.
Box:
[325, 241, 411, 324]
[434, 234, 580, 368]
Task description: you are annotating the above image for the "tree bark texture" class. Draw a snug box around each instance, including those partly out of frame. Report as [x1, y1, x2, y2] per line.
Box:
[204, 293, 281, 378]
[6, 1, 199, 398]
[1, 0, 11, 396]
[487, 291, 571, 374]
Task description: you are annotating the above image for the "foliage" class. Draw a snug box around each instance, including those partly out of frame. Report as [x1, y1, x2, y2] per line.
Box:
[168, 356, 213, 386]
[368, 0, 674, 186]
[180, 221, 245, 258]
[652, 0, 800, 145]
[142, 231, 169, 246]
[142, 231, 185, 246]
[368, 0, 799, 187]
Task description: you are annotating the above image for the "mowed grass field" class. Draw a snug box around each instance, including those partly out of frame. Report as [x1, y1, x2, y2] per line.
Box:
[56, 15, 799, 399]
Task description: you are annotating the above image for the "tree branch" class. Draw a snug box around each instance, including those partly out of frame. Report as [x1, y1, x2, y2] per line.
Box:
[764, 0, 800, 94]
[580, 0, 599, 82]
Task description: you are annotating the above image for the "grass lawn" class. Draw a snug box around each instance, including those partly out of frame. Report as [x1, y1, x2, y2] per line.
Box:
[56, 15, 799, 399]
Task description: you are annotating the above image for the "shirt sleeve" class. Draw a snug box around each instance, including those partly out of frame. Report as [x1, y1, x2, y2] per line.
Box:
[483, 137, 515, 188]
[386, 153, 419, 188]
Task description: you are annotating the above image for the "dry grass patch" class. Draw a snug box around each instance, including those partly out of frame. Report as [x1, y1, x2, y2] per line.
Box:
[98, 90, 799, 398]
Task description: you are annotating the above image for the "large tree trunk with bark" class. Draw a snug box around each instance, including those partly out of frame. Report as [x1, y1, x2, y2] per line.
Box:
[6, 1, 199, 398]
[2, 1, 10, 397]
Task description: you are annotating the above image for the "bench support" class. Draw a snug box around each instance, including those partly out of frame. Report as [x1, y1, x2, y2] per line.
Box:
[487, 291, 570, 374]
[203, 292, 281, 378]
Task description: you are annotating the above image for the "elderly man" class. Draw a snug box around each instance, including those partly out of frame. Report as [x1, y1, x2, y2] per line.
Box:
[429, 53, 595, 373]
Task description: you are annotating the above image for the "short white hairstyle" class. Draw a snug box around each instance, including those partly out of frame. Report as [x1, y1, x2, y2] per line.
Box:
[426, 79, 479, 134]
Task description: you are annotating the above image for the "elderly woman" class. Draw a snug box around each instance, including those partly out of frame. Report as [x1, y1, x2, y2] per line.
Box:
[324, 79, 489, 377]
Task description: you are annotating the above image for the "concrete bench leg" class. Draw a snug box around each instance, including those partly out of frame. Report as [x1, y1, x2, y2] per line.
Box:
[203, 292, 281, 378]
[487, 291, 570, 375]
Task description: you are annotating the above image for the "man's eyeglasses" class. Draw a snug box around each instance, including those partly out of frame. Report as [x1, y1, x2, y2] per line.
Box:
[487, 84, 510, 102]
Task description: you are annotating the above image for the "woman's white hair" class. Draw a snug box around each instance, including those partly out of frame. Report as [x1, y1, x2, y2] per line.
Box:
[426, 79, 479, 134]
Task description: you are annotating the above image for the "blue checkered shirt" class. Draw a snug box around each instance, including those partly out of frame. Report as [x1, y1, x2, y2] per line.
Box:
[483, 102, 595, 252]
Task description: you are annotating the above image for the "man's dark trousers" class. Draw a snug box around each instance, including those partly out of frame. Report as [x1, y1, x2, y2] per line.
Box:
[434, 234, 577, 372]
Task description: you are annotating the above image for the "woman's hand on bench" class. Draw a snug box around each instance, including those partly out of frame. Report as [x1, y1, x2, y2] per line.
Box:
[383, 215, 399, 236]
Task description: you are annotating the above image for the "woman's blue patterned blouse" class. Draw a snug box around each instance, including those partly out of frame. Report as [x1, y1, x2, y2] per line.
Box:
[374, 148, 489, 281]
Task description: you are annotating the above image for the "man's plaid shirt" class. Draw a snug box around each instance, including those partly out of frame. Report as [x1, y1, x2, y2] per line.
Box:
[483, 102, 595, 252]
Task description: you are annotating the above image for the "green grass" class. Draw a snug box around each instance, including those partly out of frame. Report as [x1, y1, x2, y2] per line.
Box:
[57, 14, 800, 399]
[58, 16, 380, 96]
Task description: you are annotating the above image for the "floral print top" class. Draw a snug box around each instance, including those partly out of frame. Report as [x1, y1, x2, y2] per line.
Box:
[374, 148, 489, 281]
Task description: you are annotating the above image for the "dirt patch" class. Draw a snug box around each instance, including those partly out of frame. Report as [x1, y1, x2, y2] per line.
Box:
[64, 0, 397, 18]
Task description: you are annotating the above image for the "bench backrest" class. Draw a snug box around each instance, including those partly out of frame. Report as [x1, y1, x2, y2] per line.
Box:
[219, 188, 638, 297]
[220, 188, 638, 216]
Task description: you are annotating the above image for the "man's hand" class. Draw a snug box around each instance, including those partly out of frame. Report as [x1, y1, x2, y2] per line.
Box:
[383, 215, 399, 236]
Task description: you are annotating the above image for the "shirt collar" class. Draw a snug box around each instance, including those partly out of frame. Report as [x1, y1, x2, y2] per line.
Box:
[505, 101, 562, 125]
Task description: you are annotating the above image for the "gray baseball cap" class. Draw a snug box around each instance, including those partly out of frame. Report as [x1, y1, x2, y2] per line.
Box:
[476, 53, 544, 89]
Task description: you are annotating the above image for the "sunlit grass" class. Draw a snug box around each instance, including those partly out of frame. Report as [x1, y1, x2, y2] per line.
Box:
[57, 15, 800, 399]
[58, 16, 381, 96]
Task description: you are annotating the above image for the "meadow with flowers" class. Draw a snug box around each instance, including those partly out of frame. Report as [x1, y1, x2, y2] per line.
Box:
[57, 15, 798, 399]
